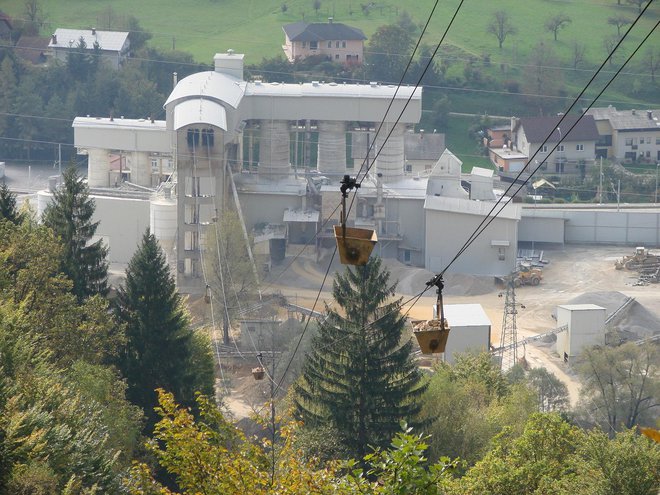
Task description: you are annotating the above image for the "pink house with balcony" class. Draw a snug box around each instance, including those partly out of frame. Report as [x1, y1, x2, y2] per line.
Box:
[282, 18, 366, 66]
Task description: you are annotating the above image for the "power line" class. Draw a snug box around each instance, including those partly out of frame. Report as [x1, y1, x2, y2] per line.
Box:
[440, 4, 658, 276]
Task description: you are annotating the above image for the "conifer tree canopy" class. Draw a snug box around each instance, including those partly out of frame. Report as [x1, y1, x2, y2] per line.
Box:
[294, 256, 426, 459]
[42, 167, 108, 301]
[117, 230, 212, 427]
[0, 183, 23, 224]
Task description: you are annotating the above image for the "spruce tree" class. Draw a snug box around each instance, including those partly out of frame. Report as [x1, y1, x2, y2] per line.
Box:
[0, 183, 22, 224]
[294, 256, 426, 459]
[117, 230, 212, 426]
[42, 167, 108, 301]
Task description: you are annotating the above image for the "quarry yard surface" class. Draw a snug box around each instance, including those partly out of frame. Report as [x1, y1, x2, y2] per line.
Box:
[253, 243, 660, 409]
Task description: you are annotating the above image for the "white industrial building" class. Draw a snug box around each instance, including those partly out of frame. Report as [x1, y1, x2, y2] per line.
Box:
[555, 304, 606, 364]
[70, 50, 522, 293]
[439, 303, 492, 364]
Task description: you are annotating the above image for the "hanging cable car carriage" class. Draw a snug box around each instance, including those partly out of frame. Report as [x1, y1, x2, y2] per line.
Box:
[412, 275, 451, 354]
[251, 366, 266, 380]
[334, 175, 377, 266]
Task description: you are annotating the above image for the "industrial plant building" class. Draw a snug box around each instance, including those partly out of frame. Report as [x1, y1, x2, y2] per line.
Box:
[61, 50, 563, 293]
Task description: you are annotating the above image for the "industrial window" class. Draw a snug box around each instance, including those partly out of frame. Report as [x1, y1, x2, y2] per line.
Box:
[405, 163, 412, 172]
[576, 144, 584, 151]
[187, 128, 200, 147]
[201, 128, 214, 147]
[541, 145, 548, 153]
[342, 41, 346, 48]
[327, 41, 332, 48]
[403, 250, 411, 263]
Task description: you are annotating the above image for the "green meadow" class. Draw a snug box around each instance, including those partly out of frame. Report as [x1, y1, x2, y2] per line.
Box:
[4, 0, 658, 69]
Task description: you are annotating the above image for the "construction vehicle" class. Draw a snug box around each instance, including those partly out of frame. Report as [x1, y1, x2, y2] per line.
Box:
[514, 264, 543, 287]
[496, 265, 543, 287]
[614, 246, 660, 271]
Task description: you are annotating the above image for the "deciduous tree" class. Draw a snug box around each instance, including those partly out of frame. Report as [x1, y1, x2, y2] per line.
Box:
[294, 257, 426, 460]
[607, 14, 632, 37]
[544, 13, 572, 41]
[627, 0, 650, 12]
[576, 342, 659, 434]
[487, 11, 517, 49]
[42, 166, 109, 301]
[526, 367, 569, 412]
[366, 24, 414, 83]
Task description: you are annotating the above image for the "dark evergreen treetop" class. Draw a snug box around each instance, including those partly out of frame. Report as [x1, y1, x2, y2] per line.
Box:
[294, 256, 426, 460]
[42, 166, 108, 301]
[0, 182, 22, 225]
[117, 230, 212, 427]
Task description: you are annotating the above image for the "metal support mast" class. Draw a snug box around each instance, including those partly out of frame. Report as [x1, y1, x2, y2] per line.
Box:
[498, 276, 519, 371]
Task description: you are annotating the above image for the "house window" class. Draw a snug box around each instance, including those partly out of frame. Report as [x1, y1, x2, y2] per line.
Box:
[151, 159, 158, 170]
[558, 144, 565, 152]
[625, 138, 633, 146]
[405, 163, 412, 172]
[403, 249, 411, 263]
[334, 54, 339, 59]
[336, 41, 340, 48]
[656, 138, 660, 145]
[646, 137, 652, 144]
[302, 41, 306, 48]
[310, 41, 318, 50]
[576, 144, 584, 151]
[646, 151, 651, 158]
[541, 145, 548, 153]
[327, 41, 332, 48]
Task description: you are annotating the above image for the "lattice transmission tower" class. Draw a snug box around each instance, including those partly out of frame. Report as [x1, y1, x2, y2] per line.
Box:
[498, 275, 519, 371]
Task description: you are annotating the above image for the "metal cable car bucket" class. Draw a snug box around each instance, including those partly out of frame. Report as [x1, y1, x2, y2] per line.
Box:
[252, 367, 266, 380]
[334, 225, 378, 266]
[411, 319, 451, 354]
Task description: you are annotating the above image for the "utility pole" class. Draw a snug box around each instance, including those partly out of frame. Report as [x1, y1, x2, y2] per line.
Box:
[617, 179, 621, 212]
[599, 156, 603, 204]
[58, 143, 62, 183]
[655, 162, 659, 204]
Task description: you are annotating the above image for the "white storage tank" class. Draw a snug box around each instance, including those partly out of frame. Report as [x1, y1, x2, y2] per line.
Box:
[150, 188, 177, 252]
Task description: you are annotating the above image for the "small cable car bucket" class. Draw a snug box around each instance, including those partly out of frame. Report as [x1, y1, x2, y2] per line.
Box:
[412, 275, 451, 354]
[334, 225, 378, 266]
[334, 175, 377, 266]
[252, 367, 265, 380]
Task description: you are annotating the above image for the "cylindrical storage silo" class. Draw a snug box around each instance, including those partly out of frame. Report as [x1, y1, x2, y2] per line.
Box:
[258, 120, 291, 179]
[376, 123, 405, 182]
[87, 148, 111, 187]
[36, 189, 53, 220]
[317, 120, 347, 175]
[150, 192, 178, 254]
[131, 151, 152, 187]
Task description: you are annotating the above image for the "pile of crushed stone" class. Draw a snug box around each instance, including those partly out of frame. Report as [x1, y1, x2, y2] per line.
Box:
[382, 259, 495, 297]
[566, 291, 660, 340]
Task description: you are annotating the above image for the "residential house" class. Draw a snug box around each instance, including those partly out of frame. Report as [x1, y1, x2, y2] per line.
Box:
[282, 18, 366, 65]
[49, 28, 130, 69]
[15, 36, 50, 65]
[489, 115, 599, 175]
[586, 106, 660, 162]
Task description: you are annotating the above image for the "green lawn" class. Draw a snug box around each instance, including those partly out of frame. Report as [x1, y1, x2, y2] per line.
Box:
[5, 0, 658, 70]
[442, 116, 495, 173]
